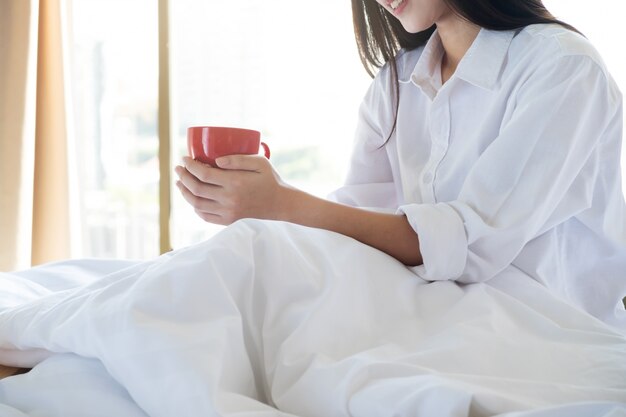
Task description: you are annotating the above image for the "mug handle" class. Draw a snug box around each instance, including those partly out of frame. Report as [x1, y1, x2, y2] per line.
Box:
[260, 141, 271, 160]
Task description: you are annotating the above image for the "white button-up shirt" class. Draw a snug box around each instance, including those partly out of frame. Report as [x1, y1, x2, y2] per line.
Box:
[330, 24, 626, 332]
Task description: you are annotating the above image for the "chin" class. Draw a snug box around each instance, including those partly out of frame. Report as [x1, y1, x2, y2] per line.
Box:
[400, 20, 435, 34]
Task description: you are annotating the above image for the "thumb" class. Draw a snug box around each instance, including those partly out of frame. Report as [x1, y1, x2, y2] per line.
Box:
[215, 154, 267, 172]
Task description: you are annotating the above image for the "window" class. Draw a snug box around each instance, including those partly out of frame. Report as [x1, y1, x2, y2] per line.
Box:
[70, 0, 369, 258]
[70, 0, 159, 259]
[168, 0, 370, 249]
[68, 1, 625, 259]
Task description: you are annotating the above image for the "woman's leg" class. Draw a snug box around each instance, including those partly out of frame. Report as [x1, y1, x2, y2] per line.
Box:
[0, 365, 24, 379]
[2, 219, 626, 416]
[0, 219, 410, 417]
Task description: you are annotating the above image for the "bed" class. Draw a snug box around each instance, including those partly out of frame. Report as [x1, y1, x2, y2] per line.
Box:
[1, 220, 625, 417]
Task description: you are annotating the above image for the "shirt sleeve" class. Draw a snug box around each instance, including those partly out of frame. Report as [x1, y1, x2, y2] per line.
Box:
[327, 67, 399, 210]
[398, 54, 623, 283]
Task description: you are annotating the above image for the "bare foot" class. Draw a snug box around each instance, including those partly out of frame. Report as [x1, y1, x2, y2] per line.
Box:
[0, 365, 27, 379]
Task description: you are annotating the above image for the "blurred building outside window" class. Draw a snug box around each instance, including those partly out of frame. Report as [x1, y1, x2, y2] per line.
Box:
[69, 0, 160, 259]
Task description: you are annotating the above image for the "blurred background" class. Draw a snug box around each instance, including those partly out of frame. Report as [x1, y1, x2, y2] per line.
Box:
[66, 0, 626, 259]
[68, 0, 370, 259]
[1, 0, 624, 268]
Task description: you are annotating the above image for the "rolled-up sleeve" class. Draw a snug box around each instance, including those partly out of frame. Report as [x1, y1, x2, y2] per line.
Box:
[398, 203, 468, 280]
[399, 54, 622, 283]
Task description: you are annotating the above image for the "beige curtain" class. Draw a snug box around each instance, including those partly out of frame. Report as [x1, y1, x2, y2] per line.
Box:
[0, 0, 70, 271]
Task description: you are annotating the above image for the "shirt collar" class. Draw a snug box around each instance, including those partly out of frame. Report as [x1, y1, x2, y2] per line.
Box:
[410, 27, 517, 97]
[408, 31, 445, 100]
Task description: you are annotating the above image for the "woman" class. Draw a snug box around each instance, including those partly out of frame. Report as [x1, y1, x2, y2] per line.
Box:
[176, 0, 626, 331]
[1, 1, 626, 416]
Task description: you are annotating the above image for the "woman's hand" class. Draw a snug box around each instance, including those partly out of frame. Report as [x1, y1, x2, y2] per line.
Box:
[176, 155, 423, 266]
[175, 155, 289, 225]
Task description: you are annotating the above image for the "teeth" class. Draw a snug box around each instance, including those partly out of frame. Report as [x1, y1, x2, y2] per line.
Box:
[390, 0, 403, 10]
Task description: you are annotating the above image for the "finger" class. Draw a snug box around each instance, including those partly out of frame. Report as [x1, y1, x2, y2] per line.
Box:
[176, 181, 222, 214]
[215, 154, 268, 172]
[183, 157, 229, 186]
[177, 165, 224, 200]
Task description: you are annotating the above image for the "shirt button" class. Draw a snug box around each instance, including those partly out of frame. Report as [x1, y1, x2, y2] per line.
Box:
[423, 172, 433, 184]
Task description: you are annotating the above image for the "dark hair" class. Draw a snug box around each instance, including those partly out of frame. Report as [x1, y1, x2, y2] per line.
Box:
[351, 0, 579, 142]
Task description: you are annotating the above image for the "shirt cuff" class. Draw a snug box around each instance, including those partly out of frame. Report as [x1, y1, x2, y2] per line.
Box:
[397, 203, 468, 281]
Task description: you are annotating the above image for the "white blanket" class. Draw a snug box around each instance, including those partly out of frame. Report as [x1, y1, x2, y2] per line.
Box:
[1, 219, 625, 416]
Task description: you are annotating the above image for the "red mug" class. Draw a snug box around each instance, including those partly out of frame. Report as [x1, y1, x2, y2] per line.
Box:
[187, 126, 270, 167]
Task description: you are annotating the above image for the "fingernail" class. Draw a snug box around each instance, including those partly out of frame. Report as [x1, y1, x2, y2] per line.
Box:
[216, 157, 230, 167]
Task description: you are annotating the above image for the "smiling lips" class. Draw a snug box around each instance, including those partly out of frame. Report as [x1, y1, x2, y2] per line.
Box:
[389, 0, 405, 10]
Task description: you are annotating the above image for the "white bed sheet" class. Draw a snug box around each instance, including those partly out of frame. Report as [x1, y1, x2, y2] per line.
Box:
[0, 219, 625, 416]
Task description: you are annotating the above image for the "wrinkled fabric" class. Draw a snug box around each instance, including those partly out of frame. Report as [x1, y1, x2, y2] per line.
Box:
[329, 24, 626, 332]
[2, 23, 626, 417]
[1, 220, 626, 416]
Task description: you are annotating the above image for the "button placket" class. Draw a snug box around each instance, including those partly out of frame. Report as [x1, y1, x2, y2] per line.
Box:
[423, 96, 451, 202]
